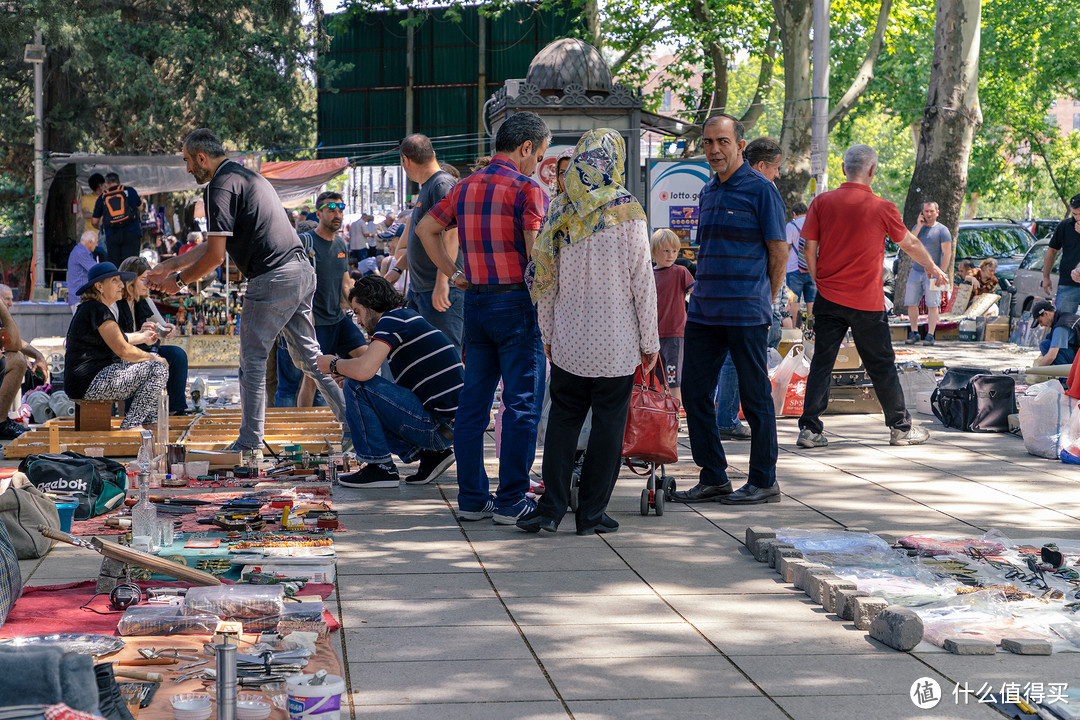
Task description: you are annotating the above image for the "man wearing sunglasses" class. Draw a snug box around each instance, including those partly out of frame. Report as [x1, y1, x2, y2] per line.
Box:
[292, 192, 368, 407]
[147, 128, 345, 458]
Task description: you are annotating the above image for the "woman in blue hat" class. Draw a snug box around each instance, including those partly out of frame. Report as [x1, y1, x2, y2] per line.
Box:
[64, 262, 169, 429]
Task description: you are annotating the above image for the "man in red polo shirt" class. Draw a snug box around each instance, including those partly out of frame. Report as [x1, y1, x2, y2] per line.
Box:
[797, 144, 948, 448]
[415, 111, 550, 524]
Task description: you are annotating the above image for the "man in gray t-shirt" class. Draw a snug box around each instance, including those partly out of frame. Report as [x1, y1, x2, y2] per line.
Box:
[904, 201, 954, 346]
[396, 134, 463, 351]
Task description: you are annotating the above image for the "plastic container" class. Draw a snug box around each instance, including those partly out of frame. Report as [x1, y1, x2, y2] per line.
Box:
[286, 674, 345, 720]
[186, 461, 210, 478]
[54, 501, 78, 533]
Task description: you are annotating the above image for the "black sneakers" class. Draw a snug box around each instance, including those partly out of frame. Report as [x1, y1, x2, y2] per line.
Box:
[339, 462, 400, 488]
[405, 448, 455, 485]
[0, 419, 30, 440]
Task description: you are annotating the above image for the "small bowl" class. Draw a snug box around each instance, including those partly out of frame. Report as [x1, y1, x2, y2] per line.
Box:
[170, 693, 212, 720]
[236, 694, 271, 720]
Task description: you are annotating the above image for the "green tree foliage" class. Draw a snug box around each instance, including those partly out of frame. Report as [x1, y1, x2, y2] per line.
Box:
[0, 0, 335, 234]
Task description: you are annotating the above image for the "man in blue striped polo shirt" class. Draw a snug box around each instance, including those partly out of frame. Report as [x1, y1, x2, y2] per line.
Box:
[672, 114, 788, 506]
[317, 276, 463, 488]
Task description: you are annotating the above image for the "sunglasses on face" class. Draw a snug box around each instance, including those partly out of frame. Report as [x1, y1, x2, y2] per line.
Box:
[319, 202, 346, 211]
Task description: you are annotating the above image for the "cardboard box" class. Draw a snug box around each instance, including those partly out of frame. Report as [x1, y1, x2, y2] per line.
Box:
[824, 386, 882, 414]
[834, 345, 862, 369]
[916, 390, 934, 415]
[985, 319, 1010, 342]
[958, 317, 986, 341]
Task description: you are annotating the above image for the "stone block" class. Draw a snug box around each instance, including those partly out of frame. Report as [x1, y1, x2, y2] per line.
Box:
[745, 527, 776, 556]
[853, 596, 890, 632]
[823, 578, 858, 614]
[792, 563, 830, 591]
[868, 605, 924, 651]
[875, 533, 898, 546]
[779, 556, 811, 584]
[806, 571, 840, 605]
[943, 638, 996, 655]
[845, 527, 870, 534]
[753, 538, 782, 563]
[1000, 638, 1052, 656]
[835, 589, 869, 621]
[769, 544, 798, 568]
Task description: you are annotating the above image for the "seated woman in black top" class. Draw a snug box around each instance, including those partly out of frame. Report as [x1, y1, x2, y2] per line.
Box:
[65, 262, 169, 429]
[118, 256, 190, 415]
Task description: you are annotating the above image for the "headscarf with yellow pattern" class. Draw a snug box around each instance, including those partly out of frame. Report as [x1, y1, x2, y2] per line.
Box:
[528, 128, 646, 302]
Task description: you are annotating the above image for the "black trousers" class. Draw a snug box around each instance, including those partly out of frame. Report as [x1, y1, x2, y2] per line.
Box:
[536, 364, 634, 530]
[799, 294, 911, 434]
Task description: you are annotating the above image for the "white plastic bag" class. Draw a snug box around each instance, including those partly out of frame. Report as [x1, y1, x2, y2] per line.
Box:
[769, 346, 809, 416]
[1018, 380, 1077, 459]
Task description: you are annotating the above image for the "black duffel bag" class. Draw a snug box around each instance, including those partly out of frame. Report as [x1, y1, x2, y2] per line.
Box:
[17, 452, 128, 520]
[931, 366, 1016, 433]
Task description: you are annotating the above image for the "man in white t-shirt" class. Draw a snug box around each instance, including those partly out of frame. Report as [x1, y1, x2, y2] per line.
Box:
[784, 202, 813, 325]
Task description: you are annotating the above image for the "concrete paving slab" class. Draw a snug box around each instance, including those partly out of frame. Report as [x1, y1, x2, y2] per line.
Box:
[336, 571, 494, 601]
[486, 569, 654, 598]
[567, 696, 789, 720]
[772, 693, 1006, 719]
[468, 542, 629, 573]
[338, 597, 511, 628]
[540, 655, 760, 700]
[333, 512, 462, 532]
[347, 658, 557, 705]
[728, 653, 939, 696]
[696, 620, 890, 656]
[335, 546, 483, 575]
[345, 701, 568, 720]
[520, 622, 717, 659]
[663, 593, 824, 625]
[345, 624, 533, 662]
[500, 594, 685, 626]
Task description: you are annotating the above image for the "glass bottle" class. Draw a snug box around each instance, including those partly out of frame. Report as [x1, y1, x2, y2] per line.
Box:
[131, 472, 157, 551]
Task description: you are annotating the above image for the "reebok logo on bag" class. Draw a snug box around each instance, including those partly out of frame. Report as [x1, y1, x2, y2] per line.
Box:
[101, 185, 138, 229]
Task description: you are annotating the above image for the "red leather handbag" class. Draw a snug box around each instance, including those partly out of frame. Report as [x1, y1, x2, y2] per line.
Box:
[621, 364, 680, 465]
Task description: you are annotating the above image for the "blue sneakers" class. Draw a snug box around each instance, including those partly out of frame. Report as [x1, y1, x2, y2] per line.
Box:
[493, 496, 537, 526]
[457, 495, 496, 521]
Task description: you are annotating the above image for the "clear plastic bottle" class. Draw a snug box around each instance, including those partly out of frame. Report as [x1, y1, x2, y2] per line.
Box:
[131, 471, 157, 552]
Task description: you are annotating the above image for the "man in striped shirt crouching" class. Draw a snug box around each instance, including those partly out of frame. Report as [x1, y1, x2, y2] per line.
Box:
[317, 276, 464, 488]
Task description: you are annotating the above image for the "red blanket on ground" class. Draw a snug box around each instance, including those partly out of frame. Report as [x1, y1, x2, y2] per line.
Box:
[0, 581, 339, 638]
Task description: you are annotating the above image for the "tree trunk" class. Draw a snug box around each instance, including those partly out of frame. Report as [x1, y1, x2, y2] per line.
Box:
[583, 0, 601, 48]
[773, 0, 812, 211]
[895, 0, 982, 297]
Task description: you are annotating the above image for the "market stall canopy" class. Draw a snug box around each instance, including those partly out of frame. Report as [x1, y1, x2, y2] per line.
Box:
[45, 153, 349, 204]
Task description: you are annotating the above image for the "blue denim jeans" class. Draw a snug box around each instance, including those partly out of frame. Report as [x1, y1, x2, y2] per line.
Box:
[343, 376, 452, 463]
[408, 286, 464, 354]
[1056, 284, 1080, 314]
[275, 337, 326, 408]
[456, 289, 544, 510]
[237, 256, 344, 448]
[157, 344, 188, 413]
[715, 355, 741, 430]
[683, 321, 777, 488]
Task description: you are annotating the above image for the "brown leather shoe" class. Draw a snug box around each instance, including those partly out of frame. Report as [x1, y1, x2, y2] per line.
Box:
[671, 482, 733, 503]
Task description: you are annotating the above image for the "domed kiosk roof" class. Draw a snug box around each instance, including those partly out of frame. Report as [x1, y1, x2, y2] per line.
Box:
[525, 38, 612, 95]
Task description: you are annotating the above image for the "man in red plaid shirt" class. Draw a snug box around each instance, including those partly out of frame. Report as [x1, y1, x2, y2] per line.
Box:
[417, 112, 550, 524]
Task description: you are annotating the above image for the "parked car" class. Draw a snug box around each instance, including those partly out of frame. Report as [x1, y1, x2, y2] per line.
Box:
[1010, 239, 1057, 321]
[1027, 219, 1062, 241]
[954, 220, 1036, 281]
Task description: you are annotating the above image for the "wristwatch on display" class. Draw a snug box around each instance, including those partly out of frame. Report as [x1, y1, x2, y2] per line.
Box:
[172, 272, 187, 290]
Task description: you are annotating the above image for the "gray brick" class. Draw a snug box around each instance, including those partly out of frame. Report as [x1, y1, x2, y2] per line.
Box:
[806, 571, 840, 605]
[845, 527, 870, 534]
[753, 538, 783, 563]
[853, 596, 890, 631]
[779, 556, 812, 584]
[745, 527, 776, 556]
[868, 605, 924, 651]
[835, 589, 869, 621]
[943, 638, 996, 655]
[771, 546, 800, 569]
[875, 533, 898, 546]
[792, 563, 830, 591]
[823, 578, 858, 614]
[1000, 638, 1052, 656]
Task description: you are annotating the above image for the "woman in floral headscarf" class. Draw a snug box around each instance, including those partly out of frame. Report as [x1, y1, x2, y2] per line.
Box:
[519, 129, 659, 536]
